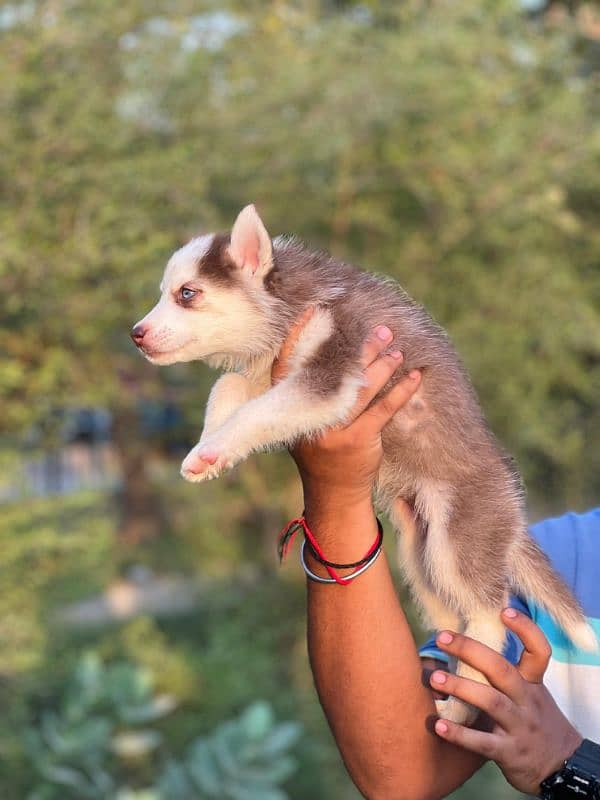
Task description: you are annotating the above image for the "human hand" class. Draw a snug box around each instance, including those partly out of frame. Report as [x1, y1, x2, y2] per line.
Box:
[430, 608, 583, 796]
[272, 311, 422, 507]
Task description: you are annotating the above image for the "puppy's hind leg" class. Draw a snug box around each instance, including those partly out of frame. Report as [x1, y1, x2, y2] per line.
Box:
[435, 609, 507, 726]
[390, 498, 461, 632]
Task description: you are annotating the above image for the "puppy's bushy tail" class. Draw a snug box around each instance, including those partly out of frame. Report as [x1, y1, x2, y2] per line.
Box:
[509, 536, 598, 653]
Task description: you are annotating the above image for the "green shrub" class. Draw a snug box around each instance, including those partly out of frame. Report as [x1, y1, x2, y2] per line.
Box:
[25, 652, 176, 799]
[157, 702, 302, 800]
[24, 653, 302, 800]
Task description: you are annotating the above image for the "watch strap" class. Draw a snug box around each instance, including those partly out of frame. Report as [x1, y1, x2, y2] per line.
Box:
[540, 739, 600, 799]
[572, 739, 600, 778]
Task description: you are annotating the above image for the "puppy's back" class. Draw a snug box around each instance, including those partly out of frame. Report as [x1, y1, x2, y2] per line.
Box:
[270, 238, 520, 514]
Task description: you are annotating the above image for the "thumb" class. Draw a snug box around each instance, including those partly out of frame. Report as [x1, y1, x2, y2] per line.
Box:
[272, 306, 316, 384]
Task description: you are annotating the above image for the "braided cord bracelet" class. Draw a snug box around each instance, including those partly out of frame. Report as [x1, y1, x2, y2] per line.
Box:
[278, 513, 383, 586]
[300, 538, 382, 584]
[304, 516, 383, 569]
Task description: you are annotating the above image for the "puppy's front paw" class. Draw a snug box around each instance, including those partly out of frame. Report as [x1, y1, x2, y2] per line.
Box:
[435, 697, 479, 727]
[180, 446, 232, 483]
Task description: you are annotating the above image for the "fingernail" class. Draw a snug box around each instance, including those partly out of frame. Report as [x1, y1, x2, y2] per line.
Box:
[503, 607, 518, 619]
[438, 631, 453, 645]
[390, 350, 403, 360]
[432, 670, 447, 685]
[408, 370, 420, 380]
[375, 325, 392, 341]
[435, 720, 449, 735]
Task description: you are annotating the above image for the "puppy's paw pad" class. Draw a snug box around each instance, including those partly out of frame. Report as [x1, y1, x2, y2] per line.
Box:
[180, 449, 230, 482]
[435, 697, 478, 727]
[197, 449, 219, 465]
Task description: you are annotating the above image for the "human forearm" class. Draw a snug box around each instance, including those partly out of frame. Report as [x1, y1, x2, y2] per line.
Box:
[276, 321, 581, 799]
[304, 492, 481, 800]
[276, 324, 482, 798]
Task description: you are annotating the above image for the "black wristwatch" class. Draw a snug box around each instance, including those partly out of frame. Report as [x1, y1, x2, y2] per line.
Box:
[540, 739, 600, 799]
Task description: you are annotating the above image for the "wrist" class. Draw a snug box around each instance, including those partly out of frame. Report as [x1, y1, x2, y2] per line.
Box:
[301, 493, 380, 573]
[302, 480, 374, 518]
[538, 728, 584, 797]
[303, 493, 376, 538]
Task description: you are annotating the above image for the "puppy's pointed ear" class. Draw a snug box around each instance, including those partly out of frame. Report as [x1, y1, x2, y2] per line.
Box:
[228, 204, 273, 278]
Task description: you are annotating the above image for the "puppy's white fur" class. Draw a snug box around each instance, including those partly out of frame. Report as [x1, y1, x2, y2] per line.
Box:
[133, 204, 597, 726]
[137, 232, 276, 367]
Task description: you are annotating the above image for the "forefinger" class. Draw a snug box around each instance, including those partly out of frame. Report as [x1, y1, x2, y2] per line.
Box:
[436, 630, 527, 705]
[359, 325, 396, 368]
[351, 327, 408, 414]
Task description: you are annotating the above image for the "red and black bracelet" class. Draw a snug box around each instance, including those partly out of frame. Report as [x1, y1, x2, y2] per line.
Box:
[303, 517, 383, 569]
[278, 513, 384, 586]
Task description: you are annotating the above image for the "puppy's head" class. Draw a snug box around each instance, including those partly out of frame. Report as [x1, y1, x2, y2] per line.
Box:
[132, 204, 276, 365]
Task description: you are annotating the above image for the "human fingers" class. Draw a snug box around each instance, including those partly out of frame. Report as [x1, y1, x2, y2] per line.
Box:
[355, 326, 405, 403]
[359, 325, 396, 369]
[331, 327, 408, 424]
[421, 657, 448, 701]
[502, 608, 552, 685]
[360, 370, 421, 429]
[430, 670, 515, 730]
[433, 717, 503, 761]
[436, 631, 526, 705]
[272, 307, 316, 383]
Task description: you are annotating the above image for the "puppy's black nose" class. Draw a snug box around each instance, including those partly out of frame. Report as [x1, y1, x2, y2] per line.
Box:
[131, 325, 147, 346]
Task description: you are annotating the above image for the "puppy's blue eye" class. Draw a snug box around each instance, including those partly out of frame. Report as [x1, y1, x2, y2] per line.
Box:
[180, 287, 196, 301]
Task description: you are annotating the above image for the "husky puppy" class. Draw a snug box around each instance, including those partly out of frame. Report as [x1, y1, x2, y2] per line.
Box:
[132, 204, 597, 724]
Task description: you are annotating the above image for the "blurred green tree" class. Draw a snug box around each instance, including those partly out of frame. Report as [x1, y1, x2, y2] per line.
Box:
[4, 5, 594, 799]
[1, 0, 598, 530]
[24, 649, 301, 800]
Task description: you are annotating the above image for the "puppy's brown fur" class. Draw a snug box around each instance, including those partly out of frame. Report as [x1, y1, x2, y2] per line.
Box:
[133, 205, 597, 724]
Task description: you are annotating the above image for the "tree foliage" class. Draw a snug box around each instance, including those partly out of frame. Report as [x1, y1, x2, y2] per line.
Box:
[25, 650, 300, 800]
[1, 0, 597, 512]
[0, 6, 597, 795]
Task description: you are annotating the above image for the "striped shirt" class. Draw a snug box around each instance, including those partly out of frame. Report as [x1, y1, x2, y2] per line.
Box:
[419, 507, 600, 739]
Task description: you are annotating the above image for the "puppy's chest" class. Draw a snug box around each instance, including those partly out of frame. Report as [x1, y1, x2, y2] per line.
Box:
[239, 354, 275, 392]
